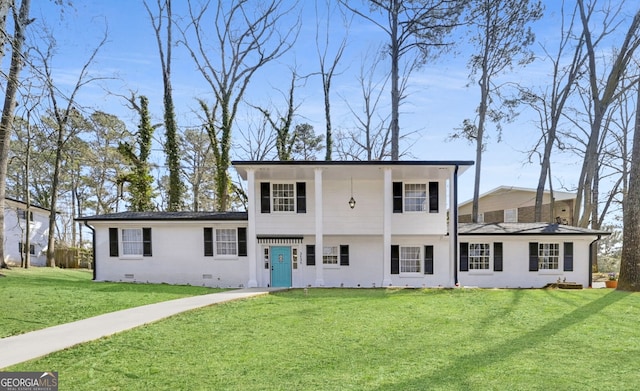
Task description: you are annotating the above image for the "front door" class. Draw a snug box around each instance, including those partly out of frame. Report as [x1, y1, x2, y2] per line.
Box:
[270, 246, 292, 287]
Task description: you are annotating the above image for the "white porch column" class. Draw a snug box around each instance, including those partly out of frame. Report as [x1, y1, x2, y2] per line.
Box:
[382, 168, 393, 287]
[247, 169, 258, 288]
[448, 168, 457, 288]
[314, 168, 324, 286]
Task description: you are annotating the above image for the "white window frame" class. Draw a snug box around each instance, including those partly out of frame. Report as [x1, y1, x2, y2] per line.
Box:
[400, 246, 421, 274]
[477, 213, 484, 223]
[404, 183, 427, 212]
[323, 246, 338, 266]
[469, 243, 491, 270]
[504, 208, 518, 223]
[272, 183, 296, 213]
[215, 228, 238, 256]
[121, 228, 144, 256]
[538, 243, 559, 270]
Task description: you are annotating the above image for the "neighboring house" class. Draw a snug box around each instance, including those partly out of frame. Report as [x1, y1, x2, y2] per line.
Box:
[77, 161, 608, 289]
[4, 198, 50, 267]
[458, 186, 576, 225]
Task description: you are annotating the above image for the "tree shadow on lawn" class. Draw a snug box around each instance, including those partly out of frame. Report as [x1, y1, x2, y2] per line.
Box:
[372, 290, 630, 390]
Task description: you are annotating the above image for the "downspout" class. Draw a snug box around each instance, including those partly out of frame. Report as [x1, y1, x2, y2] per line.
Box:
[453, 165, 459, 286]
[588, 235, 601, 288]
[84, 221, 96, 281]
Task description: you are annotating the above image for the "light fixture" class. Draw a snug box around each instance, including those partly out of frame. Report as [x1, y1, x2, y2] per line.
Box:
[348, 177, 356, 209]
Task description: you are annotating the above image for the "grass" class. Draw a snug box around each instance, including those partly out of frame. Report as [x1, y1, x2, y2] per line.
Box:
[0, 267, 223, 338]
[7, 287, 640, 390]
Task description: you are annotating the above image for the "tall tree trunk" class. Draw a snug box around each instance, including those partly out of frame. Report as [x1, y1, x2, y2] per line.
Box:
[0, 0, 32, 268]
[617, 81, 640, 291]
[390, 0, 400, 160]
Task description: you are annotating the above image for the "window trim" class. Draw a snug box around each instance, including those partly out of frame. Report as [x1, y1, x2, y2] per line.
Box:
[399, 245, 422, 275]
[117, 227, 152, 259]
[468, 243, 491, 271]
[215, 228, 238, 257]
[322, 245, 339, 267]
[272, 182, 296, 213]
[504, 208, 518, 223]
[538, 242, 560, 271]
[404, 183, 427, 212]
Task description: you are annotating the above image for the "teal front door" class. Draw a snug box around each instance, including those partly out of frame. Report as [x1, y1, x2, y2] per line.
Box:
[270, 246, 292, 287]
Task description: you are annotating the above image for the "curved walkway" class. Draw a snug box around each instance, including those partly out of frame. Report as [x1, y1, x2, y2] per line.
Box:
[0, 287, 284, 369]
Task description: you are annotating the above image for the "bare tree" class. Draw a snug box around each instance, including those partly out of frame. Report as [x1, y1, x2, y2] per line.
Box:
[236, 112, 277, 161]
[0, 0, 32, 269]
[517, 1, 587, 223]
[145, 0, 183, 211]
[341, 0, 465, 160]
[180, 0, 299, 210]
[456, 0, 542, 223]
[337, 49, 391, 160]
[574, 0, 640, 227]
[315, 0, 349, 160]
[255, 71, 299, 161]
[37, 30, 107, 267]
[181, 127, 217, 211]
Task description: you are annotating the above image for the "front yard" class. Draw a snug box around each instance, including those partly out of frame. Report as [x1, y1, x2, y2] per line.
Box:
[6, 285, 640, 390]
[0, 267, 222, 337]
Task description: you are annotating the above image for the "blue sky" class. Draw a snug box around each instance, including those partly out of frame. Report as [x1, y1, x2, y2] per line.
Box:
[26, 0, 634, 204]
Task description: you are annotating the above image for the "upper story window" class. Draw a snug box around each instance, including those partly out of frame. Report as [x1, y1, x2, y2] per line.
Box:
[393, 181, 439, 213]
[17, 208, 34, 221]
[504, 208, 518, 222]
[404, 184, 426, 212]
[260, 182, 306, 214]
[272, 183, 295, 212]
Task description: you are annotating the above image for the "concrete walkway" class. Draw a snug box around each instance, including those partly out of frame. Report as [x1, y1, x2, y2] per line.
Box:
[0, 288, 284, 369]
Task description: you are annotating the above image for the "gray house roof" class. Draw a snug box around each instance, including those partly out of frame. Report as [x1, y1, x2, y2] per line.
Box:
[76, 211, 248, 222]
[459, 222, 610, 236]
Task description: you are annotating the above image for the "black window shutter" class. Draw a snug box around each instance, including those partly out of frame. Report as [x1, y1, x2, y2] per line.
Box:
[340, 245, 349, 266]
[529, 242, 539, 271]
[494, 242, 503, 272]
[429, 182, 439, 213]
[109, 228, 119, 257]
[260, 182, 271, 213]
[142, 228, 152, 257]
[459, 242, 469, 271]
[424, 245, 434, 274]
[563, 242, 574, 272]
[391, 245, 400, 274]
[237, 227, 248, 256]
[393, 182, 403, 213]
[203, 228, 213, 256]
[296, 182, 306, 213]
[306, 245, 316, 266]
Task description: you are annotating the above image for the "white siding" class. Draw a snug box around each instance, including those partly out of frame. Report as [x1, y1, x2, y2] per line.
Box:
[458, 236, 593, 288]
[3, 201, 49, 267]
[93, 221, 249, 288]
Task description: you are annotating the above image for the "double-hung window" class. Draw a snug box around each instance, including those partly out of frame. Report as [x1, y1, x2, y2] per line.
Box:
[323, 246, 338, 265]
[216, 229, 237, 256]
[400, 246, 421, 273]
[538, 243, 559, 270]
[272, 183, 295, 212]
[122, 228, 144, 256]
[404, 184, 426, 212]
[469, 243, 490, 270]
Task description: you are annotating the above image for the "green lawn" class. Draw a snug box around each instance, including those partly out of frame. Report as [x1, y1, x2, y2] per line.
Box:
[0, 267, 222, 337]
[7, 288, 640, 390]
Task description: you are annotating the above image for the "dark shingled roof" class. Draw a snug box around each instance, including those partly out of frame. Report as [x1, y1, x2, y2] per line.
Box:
[459, 222, 610, 236]
[76, 211, 248, 222]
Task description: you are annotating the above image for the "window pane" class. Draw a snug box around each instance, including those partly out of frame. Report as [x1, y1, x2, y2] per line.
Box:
[273, 183, 295, 212]
[216, 229, 237, 255]
[323, 246, 338, 264]
[122, 229, 143, 255]
[469, 243, 490, 270]
[404, 184, 426, 212]
[400, 246, 421, 273]
[538, 243, 559, 269]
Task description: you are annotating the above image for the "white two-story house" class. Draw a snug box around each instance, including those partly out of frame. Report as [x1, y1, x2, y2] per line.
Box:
[78, 161, 608, 288]
[4, 198, 50, 267]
